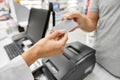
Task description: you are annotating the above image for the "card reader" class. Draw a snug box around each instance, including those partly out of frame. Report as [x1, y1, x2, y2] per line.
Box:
[33, 41, 96, 80]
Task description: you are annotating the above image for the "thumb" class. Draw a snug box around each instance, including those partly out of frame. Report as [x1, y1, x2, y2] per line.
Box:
[59, 33, 68, 45]
[48, 30, 66, 39]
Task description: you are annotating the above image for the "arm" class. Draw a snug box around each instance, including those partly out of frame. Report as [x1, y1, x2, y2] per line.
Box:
[62, 12, 99, 32]
[22, 30, 68, 66]
[0, 30, 67, 80]
[0, 56, 34, 80]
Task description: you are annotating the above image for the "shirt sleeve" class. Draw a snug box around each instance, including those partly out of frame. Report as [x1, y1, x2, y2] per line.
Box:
[0, 55, 34, 80]
[88, 0, 99, 12]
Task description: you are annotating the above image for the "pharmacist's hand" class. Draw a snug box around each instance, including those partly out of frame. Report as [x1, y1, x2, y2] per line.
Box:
[62, 12, 84, 30]
[22, 30, 68, 66]
[35, 30, 68, 58]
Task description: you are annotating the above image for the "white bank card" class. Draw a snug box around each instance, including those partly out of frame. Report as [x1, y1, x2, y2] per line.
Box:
[53, 19, 78, 32]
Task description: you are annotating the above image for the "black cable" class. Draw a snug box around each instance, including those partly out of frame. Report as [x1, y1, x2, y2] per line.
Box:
[49, 2, 55, 27]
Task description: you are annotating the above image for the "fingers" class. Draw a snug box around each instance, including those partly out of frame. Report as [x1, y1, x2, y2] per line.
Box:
[59, 33, 68, 45]
[49, 29, 54, 34]
[62, 12, 81, 20]
[0, 16, 8, 21]
[48, 30, 66, 39]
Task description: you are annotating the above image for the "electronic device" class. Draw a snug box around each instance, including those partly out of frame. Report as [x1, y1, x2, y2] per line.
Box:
[8, 0, 30, 26]
[4, 8, 51, 60]
[8, 0, 17, 22]
[14, 2, 30, 26]
[53, 19, 78, 32]
[4, 42, 23, 59]
[33, 41, 96, 80]
[53, 2, 60, 11]
[49, 2, 55, 26]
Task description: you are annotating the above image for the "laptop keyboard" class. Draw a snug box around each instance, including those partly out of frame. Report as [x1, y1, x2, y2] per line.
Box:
[4, 42, 43, 71]
[4, 42, 24, 60]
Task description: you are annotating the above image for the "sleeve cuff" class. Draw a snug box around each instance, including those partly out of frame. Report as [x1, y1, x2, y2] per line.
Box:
[14, 55, 34, 80]
[0, 55, 34, 80]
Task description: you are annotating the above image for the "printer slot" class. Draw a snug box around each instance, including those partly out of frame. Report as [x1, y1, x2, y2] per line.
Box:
[63, 50, 81, 63]
[63, 53, 71, 61]
[46, 60, 59, 74]
[63, 45, 83, 63]
[67, 46, 81, 55]
[33, 66, 56, 80]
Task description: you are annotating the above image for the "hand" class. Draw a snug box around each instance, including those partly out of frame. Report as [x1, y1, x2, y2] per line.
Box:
[22, 30, 68, 66]
[0, 0, 3, 3]
[62, 12, 85, 30]
[0, 16, 8, 21]
[34, 30, 68, 58]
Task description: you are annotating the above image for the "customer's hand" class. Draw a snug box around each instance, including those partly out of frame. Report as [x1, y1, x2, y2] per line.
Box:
[22, 30, 68, 66]
[0, 0, 3, 3]
[62, 12, 85, 30]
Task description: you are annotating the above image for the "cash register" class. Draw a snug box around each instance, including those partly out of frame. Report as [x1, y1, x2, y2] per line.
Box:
[33, 41, 96, 80]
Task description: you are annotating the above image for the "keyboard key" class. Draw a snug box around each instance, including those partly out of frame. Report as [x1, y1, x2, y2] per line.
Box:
[4, 42, 23, 60]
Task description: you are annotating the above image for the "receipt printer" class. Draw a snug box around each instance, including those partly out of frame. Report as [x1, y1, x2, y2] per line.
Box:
[33, 41, 96, 80]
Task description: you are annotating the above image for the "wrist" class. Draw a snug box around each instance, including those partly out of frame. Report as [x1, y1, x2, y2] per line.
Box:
[21, 46, 39, 66]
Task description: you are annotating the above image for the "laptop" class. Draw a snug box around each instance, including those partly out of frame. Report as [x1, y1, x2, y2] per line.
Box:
[9, 0, 30, 27]
[14, 2, 30, 27]
[4, 8, 51, 60]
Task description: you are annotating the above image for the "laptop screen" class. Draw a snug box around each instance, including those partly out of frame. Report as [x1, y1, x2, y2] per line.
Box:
[14, 2, 30, 24]
[9, 0, 30, 24]
[26, 8, 50, 43]
[9, 0, 17, 22]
